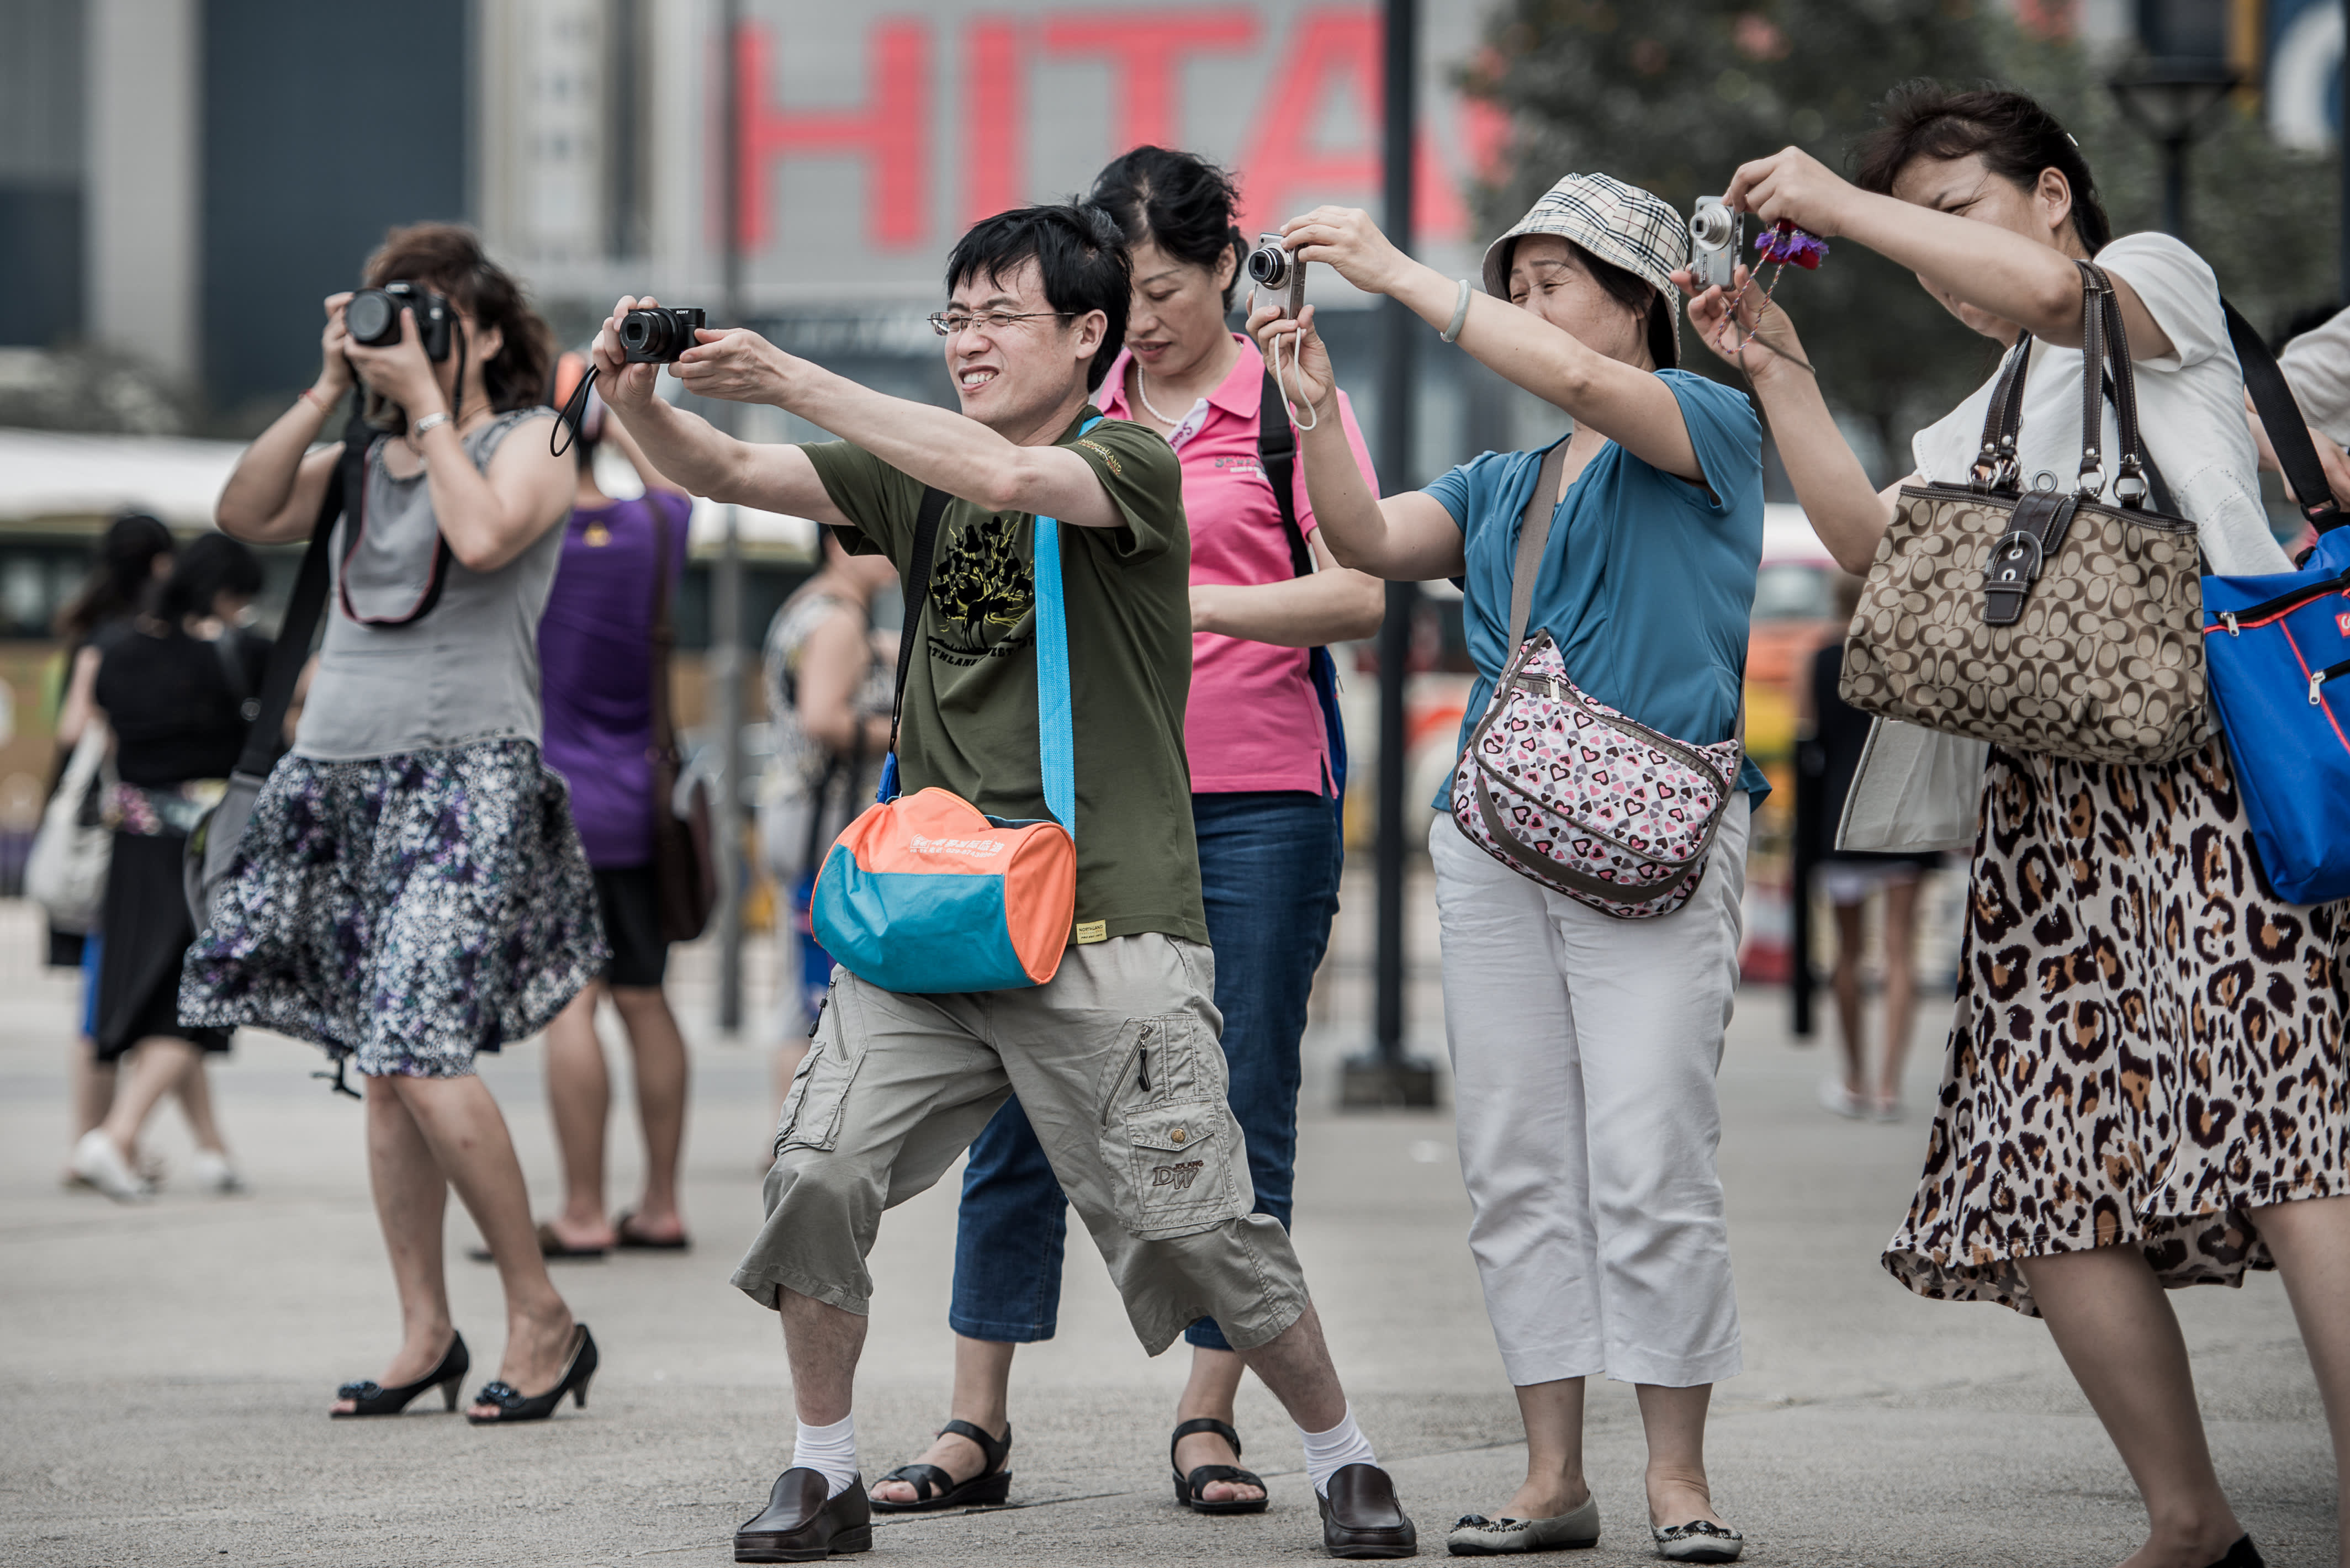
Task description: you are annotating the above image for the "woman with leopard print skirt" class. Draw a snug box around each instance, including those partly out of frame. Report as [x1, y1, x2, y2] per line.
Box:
[1683, 87, 2350, 1568]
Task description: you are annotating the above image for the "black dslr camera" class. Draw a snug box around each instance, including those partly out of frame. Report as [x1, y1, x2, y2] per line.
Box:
[346, 280, 454, 361]
[620, 306, 707, 363]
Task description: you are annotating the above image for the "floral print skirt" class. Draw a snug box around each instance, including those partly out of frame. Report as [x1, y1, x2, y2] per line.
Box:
[179, 739, 607, 1078]
[1882, 738, 2350, 1316]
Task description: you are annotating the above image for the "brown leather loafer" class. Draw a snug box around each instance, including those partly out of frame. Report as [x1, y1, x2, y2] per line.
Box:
[1317, 1463, 1417, 1558]
[734, 1467, 873, 1562]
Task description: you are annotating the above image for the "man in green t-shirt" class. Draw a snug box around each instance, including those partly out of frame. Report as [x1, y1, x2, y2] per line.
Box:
[595, 204, 1415, 1562]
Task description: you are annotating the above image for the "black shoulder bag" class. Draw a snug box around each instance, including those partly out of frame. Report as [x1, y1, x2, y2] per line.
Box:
[1256, 369, 1350, 825]
[184, 399, 369, 930]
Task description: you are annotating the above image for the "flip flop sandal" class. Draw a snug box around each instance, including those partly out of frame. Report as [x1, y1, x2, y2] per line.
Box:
[613, 1210, 692, 1251]
[467, 1222, 610, 1263]
[869, 1418, 1013, 1513]
[1170, 1417, 1269, 1514]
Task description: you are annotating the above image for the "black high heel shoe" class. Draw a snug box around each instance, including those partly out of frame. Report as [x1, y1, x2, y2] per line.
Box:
[464, 1324, 597, 1425]
[331, 1332, 469, 1418]
[2206, 1538, 2265, 1568]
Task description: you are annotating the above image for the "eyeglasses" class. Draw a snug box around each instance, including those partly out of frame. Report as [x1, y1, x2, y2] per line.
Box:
[926, 309, 1076, 337]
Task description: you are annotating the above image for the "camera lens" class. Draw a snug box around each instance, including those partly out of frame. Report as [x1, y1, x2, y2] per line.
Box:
[1689, 206, 1734, 248]
[1247, 246, 1289, 289]
[620, 312, 659, 356]
[346, 289, 396, 345]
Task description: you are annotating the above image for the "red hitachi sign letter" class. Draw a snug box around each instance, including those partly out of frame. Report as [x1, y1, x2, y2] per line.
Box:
[1235, 8, 1464, 242]
[1039, 11, 1259, 152]
[735, 19, 931, 251]
[963, 18, 1025, 227]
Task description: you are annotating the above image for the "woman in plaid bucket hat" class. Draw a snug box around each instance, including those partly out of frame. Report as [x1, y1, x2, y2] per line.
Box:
[1250, 174, 1767, 1561]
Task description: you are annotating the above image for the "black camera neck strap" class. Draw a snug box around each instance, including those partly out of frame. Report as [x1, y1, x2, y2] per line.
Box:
[1257, 367, 1315, 579]
[231, 394, 361, 780]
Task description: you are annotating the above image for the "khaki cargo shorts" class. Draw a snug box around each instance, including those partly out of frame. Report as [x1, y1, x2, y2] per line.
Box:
[729, 933, 1310, 1355]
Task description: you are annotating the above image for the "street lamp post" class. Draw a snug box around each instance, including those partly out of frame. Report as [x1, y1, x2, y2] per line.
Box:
[713, 0, 748, 1034]
[1339, 0, 1438, 1110]
[2108, 58, 2240, 241]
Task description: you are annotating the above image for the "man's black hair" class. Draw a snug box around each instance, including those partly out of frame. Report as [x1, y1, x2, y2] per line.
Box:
[944, 203, 1131, 393]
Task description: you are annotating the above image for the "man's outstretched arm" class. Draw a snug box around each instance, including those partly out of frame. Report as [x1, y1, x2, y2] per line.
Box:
[668, 326, 1125, 529]
[590, 298, 849, 526]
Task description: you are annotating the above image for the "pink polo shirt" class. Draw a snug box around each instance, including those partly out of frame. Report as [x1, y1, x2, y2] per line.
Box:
[1098, 333, 1379, 795]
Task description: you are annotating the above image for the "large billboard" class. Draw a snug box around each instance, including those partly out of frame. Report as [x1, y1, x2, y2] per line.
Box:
[486, 1, 1504, 312]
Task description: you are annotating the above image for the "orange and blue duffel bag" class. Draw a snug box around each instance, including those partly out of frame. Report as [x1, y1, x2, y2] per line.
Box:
[810, 463, 1087, 994]
[2200, 305, 2350, 905]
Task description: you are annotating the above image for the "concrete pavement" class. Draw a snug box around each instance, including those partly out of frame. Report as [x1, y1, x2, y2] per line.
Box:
[0, 887, 2336, 1567]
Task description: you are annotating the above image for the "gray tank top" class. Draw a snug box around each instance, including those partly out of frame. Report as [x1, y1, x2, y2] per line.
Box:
[294, 408, 565, 761]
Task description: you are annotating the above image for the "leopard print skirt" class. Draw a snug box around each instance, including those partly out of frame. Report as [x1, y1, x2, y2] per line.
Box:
[1882, 738, 2350, 1316]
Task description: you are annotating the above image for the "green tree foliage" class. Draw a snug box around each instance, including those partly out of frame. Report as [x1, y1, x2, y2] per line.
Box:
[1464, 0, 2341, 472]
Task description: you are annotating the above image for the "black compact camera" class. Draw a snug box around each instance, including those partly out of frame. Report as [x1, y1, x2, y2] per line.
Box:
[620, 306, 708, 363]
[1245, 233, 1306, 320]
[346, 280, 454, 361]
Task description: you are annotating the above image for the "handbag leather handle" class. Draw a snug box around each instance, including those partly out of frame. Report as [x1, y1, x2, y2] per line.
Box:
[2224, 299, 2345, 534]
[1972, 333, 2035, 491]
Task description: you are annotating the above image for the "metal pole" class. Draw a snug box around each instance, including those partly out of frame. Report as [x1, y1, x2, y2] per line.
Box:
[1341, 0, 1436, 1109]
[2162, 134, 2188, 240]
[713, 0, 748, 1033]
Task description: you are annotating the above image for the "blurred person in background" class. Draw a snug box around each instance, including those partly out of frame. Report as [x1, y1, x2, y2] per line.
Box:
[189, 223, 602, 1425]
[527, 357, 696, 1256]
[865, 147, 1384, 1521]
[1802, 571, 1937, 1122]
[67, 533, 267, 1201]
[758, 532, 897, 1147]
[49, 513, 174, 1184]
[1691, 82, 2350, 1568]
[1253, 172, 1768, 1561]
[2261, 304, 2350, 525]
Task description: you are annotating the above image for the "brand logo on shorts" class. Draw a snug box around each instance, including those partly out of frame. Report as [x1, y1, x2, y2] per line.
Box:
[2337, 611, 2350, 637]
[1151, 1160, 1205, 1193]
[906, 833, 1004, 856]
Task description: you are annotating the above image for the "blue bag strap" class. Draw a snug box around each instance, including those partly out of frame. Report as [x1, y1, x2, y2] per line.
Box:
[1030, 416, 1099, 837]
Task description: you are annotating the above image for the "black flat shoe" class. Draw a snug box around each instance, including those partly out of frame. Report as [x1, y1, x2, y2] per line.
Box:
[869, 1418, 1012, 1512]
[330, 1332, 469, 1418]
[464, 1324, 597, 1425]
[2207, 1538, 2265, 1568]
[738, 1468, 873, 1562]
[1171, 1416, 1269, 1514]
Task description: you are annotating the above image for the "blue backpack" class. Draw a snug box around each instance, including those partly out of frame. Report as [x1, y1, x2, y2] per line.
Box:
[2200, 304, 2350, 905]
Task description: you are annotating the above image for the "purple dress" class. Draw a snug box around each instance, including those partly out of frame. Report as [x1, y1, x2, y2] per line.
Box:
[538, 490, 695, 869]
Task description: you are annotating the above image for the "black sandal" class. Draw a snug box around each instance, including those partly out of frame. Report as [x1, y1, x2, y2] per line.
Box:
[869, 1418, 1013, 1513]
[464, 1324, 598, 1425]
[330, 1332, 469, 1418]
[1170, 1416, 1268, 1514]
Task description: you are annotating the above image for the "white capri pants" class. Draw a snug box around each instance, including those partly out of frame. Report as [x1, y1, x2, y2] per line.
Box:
[1430, 797, 1749, 1389]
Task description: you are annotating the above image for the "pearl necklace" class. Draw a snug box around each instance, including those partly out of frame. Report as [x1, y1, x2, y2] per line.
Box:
[1133, 362, 1190, 428]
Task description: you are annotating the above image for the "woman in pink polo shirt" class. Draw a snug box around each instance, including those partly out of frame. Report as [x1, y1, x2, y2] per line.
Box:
[865, 148, 1384, 1518]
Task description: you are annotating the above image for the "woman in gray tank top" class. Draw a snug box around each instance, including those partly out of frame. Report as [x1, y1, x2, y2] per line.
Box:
[190, 224, 605, 1426]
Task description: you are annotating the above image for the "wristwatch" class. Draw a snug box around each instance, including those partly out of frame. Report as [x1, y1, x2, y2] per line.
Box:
[410, 410, 451, 437]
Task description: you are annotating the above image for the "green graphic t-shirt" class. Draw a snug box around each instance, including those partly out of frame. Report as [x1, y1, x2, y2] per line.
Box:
[804, 409, 1206, 946]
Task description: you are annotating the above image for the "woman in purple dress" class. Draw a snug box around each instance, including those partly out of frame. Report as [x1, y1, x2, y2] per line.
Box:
[532, 359, 697, 1254]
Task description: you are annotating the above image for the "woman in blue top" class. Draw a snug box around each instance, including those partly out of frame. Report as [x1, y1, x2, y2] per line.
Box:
[1252, 173, 1766, 1562]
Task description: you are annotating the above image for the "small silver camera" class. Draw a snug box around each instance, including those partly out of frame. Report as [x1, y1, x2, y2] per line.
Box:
[1689, 196, 1743, 291]
[1245, 232, 1306, 319]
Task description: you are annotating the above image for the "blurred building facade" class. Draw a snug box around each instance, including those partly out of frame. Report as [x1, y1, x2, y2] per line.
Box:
[0, 0, 2337, 453]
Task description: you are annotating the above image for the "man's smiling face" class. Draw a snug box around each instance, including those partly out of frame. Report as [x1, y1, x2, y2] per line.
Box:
[940, 258, 1097, 436]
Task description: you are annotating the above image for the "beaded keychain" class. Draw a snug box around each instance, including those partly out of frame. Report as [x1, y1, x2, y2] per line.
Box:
[1719, 220, 1829, 375]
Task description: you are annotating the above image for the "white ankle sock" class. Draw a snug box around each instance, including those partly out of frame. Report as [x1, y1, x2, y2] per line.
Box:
[792, 1413, 859, 1498]
[1298, 1405, 1378, 1496]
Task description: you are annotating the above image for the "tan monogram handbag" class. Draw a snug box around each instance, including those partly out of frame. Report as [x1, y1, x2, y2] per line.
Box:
[1839, 261, 2209, 765]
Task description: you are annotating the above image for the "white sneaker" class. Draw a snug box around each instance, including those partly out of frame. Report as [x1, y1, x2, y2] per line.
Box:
[1817, 1077, 1867, 1120]
[70, 1130, 153, 1203]
[190, 1149, 246, 1194]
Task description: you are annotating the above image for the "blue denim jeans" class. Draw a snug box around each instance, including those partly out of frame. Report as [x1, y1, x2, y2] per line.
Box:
[948, 790, 1343, 1350]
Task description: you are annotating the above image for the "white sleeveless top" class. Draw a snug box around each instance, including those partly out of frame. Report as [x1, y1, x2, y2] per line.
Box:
[294, 408, 565, 761]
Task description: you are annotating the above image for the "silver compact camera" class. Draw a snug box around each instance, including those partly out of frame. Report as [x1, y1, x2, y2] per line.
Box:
[1688, 196, 1743, 291]
[1245, 232, 1306, 319]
